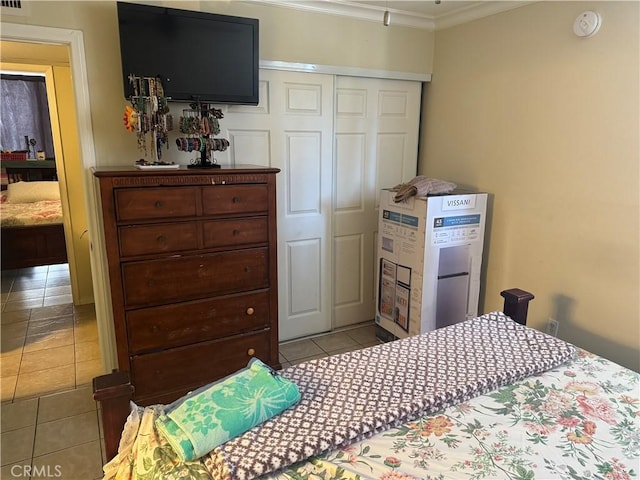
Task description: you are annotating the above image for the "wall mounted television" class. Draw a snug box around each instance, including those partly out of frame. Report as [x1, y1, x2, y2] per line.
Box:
[117, 2, 259, 105]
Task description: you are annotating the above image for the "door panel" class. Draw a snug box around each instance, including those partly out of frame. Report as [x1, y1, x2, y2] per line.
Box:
[333, 76, 421, 328]
[220, 71, 420, 337]
[222, 69, 334, 341]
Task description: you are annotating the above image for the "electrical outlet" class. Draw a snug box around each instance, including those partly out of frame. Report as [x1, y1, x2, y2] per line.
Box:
[546, 318, 559, 337]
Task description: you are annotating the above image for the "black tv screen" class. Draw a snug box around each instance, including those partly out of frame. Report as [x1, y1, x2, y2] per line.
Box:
[117, 2, 259, 104]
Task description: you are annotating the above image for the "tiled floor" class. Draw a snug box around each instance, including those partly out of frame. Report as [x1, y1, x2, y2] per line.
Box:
[1, 264, 102, 403]
[1, 264, 379, 479]
[1, 265, 104, 479]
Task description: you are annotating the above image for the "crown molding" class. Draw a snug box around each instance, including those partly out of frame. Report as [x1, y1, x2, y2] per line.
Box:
[435, 1, 534, 30]
[251, 0, 435, 29]
[250, 1, 533, 31]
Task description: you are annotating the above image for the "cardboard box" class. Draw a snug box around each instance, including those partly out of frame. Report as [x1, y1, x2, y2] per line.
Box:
[375, 189, 488, 340]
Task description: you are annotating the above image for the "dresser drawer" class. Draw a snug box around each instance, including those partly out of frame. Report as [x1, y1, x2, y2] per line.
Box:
[127, 290, 270, 353]
[202, 185, 268, 216]
[202, 217, 268, 249]
[119, 222, 199, 257]
[116, 187, 198, 221]
[131, 330, 270, 399]
[122, 247, 269, 306]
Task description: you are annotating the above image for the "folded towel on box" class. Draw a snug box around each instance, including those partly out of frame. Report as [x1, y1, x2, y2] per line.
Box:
[155, 358, 301, 461]
[392, 176, 456, 202]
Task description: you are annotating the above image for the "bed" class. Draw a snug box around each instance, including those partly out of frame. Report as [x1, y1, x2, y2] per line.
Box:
[0, 179, 68, 270]
[93, 290, 639, 480]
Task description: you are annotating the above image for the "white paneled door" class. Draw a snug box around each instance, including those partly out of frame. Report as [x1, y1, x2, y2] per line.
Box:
[333, 76, 422, 329]
[221, 70, 421, 340]
[223, 69, 335, 341]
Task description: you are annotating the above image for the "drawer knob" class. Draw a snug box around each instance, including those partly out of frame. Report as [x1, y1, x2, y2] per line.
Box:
[246, 307, 255, 315]
[232, 196, 241, 204]
[157, 235, 167, 244]
[154, 201, 163, 208]
[151, 325, 159, 333]
[247, 348, 256, 356]
[232, 229, 240, 236]
[244, 266, 251, 273]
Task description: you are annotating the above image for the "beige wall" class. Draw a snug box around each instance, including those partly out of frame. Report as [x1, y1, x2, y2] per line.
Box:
[421, 1, 639, 371]
[1, 1, 434, 166]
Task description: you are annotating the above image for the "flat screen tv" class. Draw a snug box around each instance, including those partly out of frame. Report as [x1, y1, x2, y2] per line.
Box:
[117, 2, 259, 105]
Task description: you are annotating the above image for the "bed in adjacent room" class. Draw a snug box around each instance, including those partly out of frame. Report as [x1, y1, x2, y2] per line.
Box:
[94, 291, 639, 480]
[0, 179, 68, 270]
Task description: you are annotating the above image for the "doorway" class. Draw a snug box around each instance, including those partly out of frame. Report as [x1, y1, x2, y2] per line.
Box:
[0, 39, 101, 401]
[1, 41, 94, 305]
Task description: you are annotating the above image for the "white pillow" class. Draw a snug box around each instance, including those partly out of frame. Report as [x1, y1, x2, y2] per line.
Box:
[6, 181, 60, 203]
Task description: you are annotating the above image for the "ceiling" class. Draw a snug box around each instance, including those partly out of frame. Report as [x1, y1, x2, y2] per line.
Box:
[257, 0, 532, 30]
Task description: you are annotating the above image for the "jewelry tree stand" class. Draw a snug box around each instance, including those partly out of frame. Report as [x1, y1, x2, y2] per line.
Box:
[123, 75, 173, 165]
[176, 102, 229, 169]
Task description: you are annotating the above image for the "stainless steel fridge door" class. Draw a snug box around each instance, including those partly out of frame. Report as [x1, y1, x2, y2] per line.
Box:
[435, 245, 471, 328]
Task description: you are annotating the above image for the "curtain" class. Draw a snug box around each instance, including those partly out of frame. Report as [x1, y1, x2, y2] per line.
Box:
[0, 74, 55, 158]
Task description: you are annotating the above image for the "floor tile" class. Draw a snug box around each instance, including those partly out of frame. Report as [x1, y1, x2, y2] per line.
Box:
[0, 310, 31, 324]
[23, 329, 75, 353]
[7, 288, 45, 302]
[347, 324, 379, 345]
[33, 411, 99, 456]
[29, 304, 74, 321]
[20, 345, 75, 374]
[1, 335, 25, 355]
[43, 294, 73, 307]
[0, 354, 21, 377]
[73, 303, 95, 317]
[1, 321, 28, 340]
[289, 353, 328, 366]
[12, 279, 46, 291]
[27, 317, 73, 337]
[44, 285, 71, 297]
[1, 279, 14, 294]
[46, 267, 70, 277]
[1, 398, 38, 432]
[14, 364, 75, 400]
[1, 460, 34, 480]
[74, 321, 98, 343]
[44, 277, 70, 288]
[311, 331, 359, 353]
[76, 358, 103, 386]
[75, 340, 100, 362]
[31, 440, 103, 480]
[0, 425, 35, 466]
[279, 338, 324, 361]
[18, 266, 48, 275]
[37, 387, 96, 424]
[0, 375, 17, 402]
[47, 264, 69, 272]
[4, 298, 44, 312]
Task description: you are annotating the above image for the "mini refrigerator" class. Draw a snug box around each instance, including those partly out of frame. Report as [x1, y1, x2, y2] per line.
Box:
[375, 188, 487, 341]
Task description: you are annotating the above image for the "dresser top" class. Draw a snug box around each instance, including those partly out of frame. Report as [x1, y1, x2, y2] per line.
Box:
[92, 164, 280, 178]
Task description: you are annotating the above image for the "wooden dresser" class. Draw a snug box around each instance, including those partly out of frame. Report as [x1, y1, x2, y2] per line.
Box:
[93, 165, 280, 405]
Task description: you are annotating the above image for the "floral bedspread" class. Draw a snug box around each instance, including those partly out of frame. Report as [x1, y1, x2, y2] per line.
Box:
[267, 348, 639, 480]
[0, 200, 63, 227]
[101, 347, 638, 480]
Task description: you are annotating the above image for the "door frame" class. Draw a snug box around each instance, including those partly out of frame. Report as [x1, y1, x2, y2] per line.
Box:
[1, 22, 117, 372]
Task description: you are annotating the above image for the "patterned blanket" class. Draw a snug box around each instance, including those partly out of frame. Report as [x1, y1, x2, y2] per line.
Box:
[0, 199, 63, 227]
[203, 312, 576, 479]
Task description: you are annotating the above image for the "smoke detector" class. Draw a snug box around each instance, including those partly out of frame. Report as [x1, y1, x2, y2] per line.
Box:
[573, 11, 601, 37]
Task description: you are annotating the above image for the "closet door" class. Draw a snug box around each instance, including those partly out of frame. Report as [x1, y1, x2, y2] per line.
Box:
[332, 76, 422, 329]
[222, 69, 335, 341]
